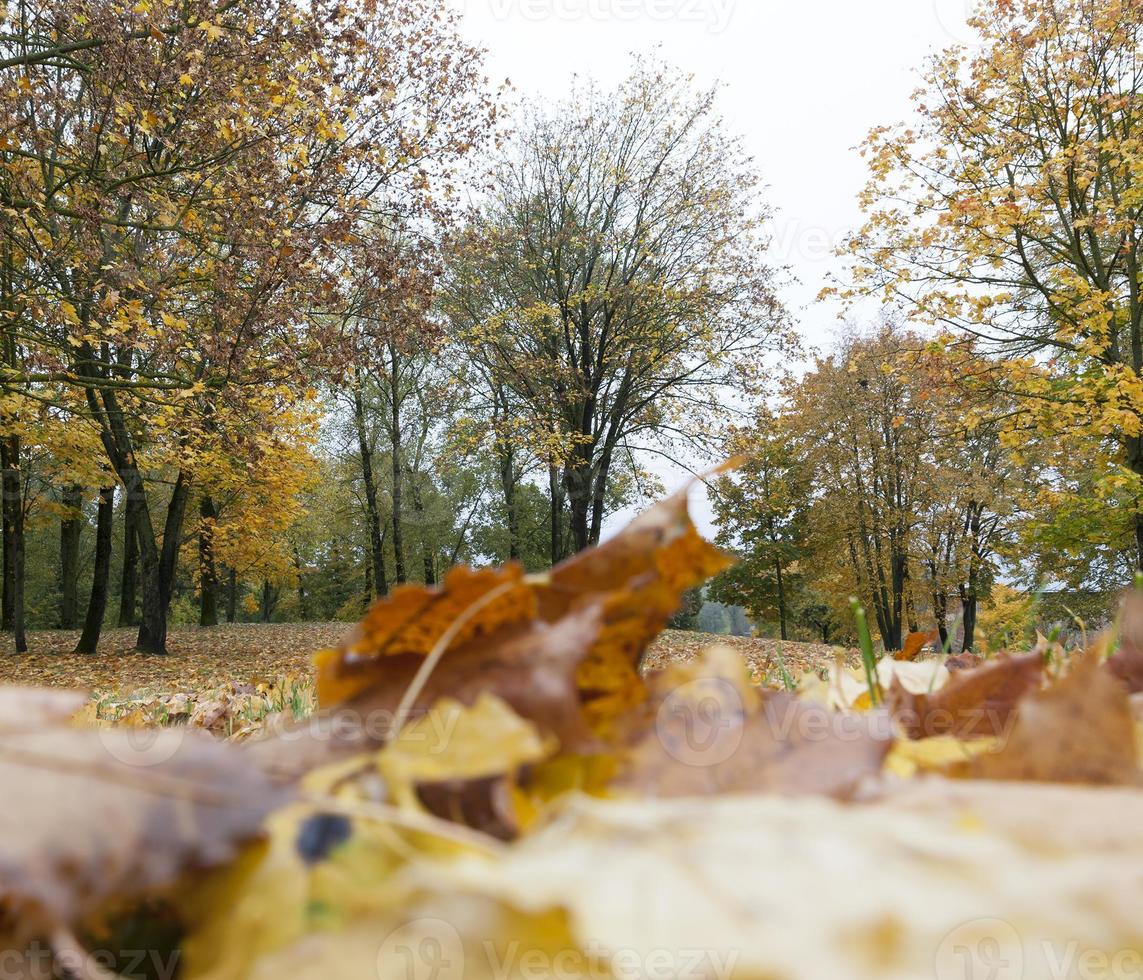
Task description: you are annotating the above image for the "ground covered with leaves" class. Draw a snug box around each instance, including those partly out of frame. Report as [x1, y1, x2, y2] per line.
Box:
[2, 487, 1142, 980]
[0, 623, 348, 694]
[0, 624, 845, 740]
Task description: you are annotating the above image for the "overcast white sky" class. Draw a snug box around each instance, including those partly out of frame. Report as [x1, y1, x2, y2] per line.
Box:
[444, 0, 983, 529]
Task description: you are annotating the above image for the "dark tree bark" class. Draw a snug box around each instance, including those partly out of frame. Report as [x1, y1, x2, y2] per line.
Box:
[74, 487, 115, 655]
[390, 384, 406, 584]
[408, 469, 435, 585]
[499, 453, 520, 561]
[548, 463, 565, 566]
[225, 566, 237, 623]
[491, 387, 521, 562]
[58, 485, 83, 629]
[293, 547, 310, 620]
[1, 436, 26, 653]
[1132, 437, 1143, 570]
[198, 495, 218, 627]
[353, 381, 388, 597]
[959, 501, 985, 652]
[118, 502, 139, 627]
[76, 342, 191, 655]
[905, 592, 920, 635]
[0, 486, 10, 634]
[260, 580, 279, 622]
[159, 470, 189, 610]
[932, 587, 950, 650]
[774, 558, 788, 642]
[960, 587, 979, 652]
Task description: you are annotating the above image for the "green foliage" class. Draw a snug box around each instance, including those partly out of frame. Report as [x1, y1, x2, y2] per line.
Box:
[667, 588, 705, 631]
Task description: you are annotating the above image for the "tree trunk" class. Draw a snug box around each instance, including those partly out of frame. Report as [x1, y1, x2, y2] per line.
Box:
[566, 459, 592, 554]
[960, 588, 978, 652]
[225, 566, 237, 623]
[74, 487, 114, 655]
[159, 471, 190, 610]
[905, 590, 919, 635]
[549, 464, 564, 566]
[59, 485, 83, 629]
[498, 446, 520, 562]
[774, 558, 788, 642]
[588, 444, 615, 547]
[130, 468, 189, 655]
[388, 348, 407, 584]
[353, 383, 388, 596]
[198, 495, 218, 627]
[933, 589, 949, 650]
[260, 580, 279, 622]
[409, 470, 435, 585]
[1, 437, 27, 653]
[76, 350, 174, 653]
[118, 502, 139, 627]
[119, 467, 167, 655]
[0, 484, 10, 633]
[1128, 436, 1143, 571]
[294, 547, 310, 620]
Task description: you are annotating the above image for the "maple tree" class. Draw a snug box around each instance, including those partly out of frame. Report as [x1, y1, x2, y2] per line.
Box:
[845, 0, 1143, 572]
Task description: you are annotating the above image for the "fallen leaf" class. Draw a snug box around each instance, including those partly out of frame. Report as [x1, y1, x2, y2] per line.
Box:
[1107, 591, 1143, 694]
[0, 726, 290, 939]
[894, 630, 939, 662]
[0, 688, 88, 731]
[944, 652, 983, 672]
[315, 565, 533, 705]
[248, 605, 603, 781]
[411, 790, 1143, 980]
[884, 735, 1000, 779]
[613, 647, 893, 800]
[378, 694, 553, 840]
[535, 482, 732, 732]
[886, 651, 1043, 740]
[953, 652, 1140, 785]
[310, 480, 728, 750]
